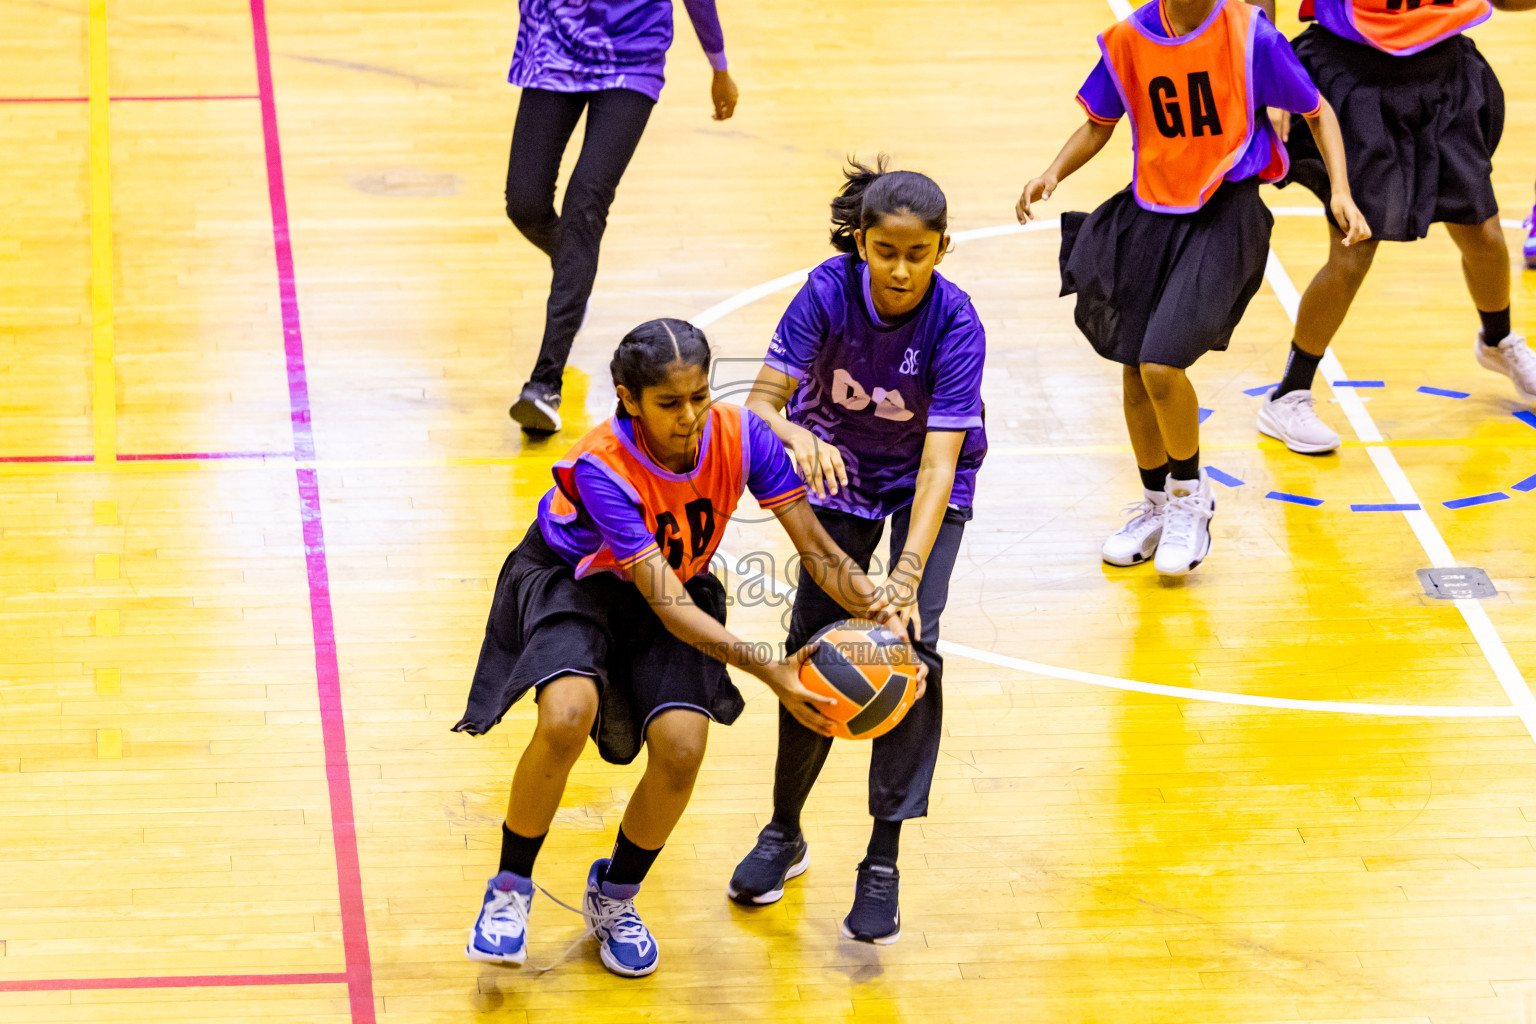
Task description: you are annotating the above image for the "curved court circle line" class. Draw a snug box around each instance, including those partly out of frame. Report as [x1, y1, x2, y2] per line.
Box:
[698, 211, 1528, 718]
[711, 549, 1516, 718]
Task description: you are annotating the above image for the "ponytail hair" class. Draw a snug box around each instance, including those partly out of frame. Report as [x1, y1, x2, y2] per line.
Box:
[610, 318, 712, 419]
[829, 155, 949, 256]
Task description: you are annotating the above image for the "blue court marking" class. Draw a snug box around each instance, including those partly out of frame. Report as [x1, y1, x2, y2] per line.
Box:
[1514, 473, 1536, 493]
[1350, 503, 1421, 512]
[1198, 407, 1214, 424]
[1443, 492, 1510, 510]
[1517, 411, 1536, 430]
[1332, 380, 1385, 388]
[1205, 466, 1245, 488]
[1266, 491, 1324, 507]
[1417, 386, 1470, 399]
[1243, 383, 1279, 397]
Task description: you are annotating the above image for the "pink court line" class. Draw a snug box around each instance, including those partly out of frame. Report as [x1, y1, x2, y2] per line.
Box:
[0, 8, 373, 1009]
[0, 454, 93, 463]
[0, 452, 290, 463]
[0, 972, 347, 994]
[0, 95, 259, 103]
[119, 450, 293, 461]
[250, 1, 376, 1022]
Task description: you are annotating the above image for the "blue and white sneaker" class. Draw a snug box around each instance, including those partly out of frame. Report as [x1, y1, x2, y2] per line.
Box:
[465, 871, 533, 965]
[582, 858, 659, 977]
[1524, 207, 1536, 270]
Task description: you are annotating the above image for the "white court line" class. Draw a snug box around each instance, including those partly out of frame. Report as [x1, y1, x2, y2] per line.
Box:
[712, 549, 1517, 718]
[1263, 251, 1536, 739]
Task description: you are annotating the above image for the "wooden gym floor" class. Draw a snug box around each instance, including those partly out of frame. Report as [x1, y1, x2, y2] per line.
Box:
[3, 0, 1536, 1021]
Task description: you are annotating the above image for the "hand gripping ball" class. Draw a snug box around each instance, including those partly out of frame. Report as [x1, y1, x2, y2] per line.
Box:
[798, 619, 921, 741]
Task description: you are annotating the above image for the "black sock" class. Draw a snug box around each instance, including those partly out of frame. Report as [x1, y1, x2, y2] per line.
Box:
[603, 827, 662, 886]
[1168, 451, 1200, 483]
[499, 823, 546, 878]
[1138, 462, 1170, 493]
[866, 819, 901, 867]
[1480, 307, 1512, 346]
[1274, 342, 1323, 398]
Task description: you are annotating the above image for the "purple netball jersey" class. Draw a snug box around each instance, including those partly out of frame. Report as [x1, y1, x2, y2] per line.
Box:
[509, 0, 727, 101]
[766, 255, 988, 520]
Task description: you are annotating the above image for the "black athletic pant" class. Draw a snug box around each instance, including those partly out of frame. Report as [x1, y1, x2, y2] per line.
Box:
[505, 87, 654, 391]
[774, 504, 968, 824]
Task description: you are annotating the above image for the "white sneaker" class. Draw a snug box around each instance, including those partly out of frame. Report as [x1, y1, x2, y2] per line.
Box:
[1101, 494, 1166, 566]
[1154, 473, 1215, 576]
[1257, 389, 1340, 454]
[1475, 331, 1536, 405]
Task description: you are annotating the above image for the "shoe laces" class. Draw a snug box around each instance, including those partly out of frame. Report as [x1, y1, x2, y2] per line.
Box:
[1272, 389, 1317, 416]
[589, 893, 653, 952]
[1118, 499, 1164, 531]
[1162, 488, 1211, 545]
[480, 887, 531, 942]
[856, 865, 899, 904]
[745, 826, 797, 863]
[1501, 336, 1536, 376]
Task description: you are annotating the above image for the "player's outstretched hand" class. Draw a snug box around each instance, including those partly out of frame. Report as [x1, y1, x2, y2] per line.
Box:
[1017, 174, 1058, 224]
[784, 422, 847, 498]
[711, 70, 738, 121]
[764, 643, 837, 736]
[1331, 193, 1372, 247]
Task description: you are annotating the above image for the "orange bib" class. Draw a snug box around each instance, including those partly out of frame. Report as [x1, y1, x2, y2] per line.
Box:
[549, 403, 748, 582]
[1101, 0, 1280, 214]
[1302, 0, 1492, 56]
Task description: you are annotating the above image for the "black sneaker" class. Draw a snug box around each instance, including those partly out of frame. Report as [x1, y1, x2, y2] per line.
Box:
[510, 384, 561, 434]
[727, 823, 809, 905]
[841, 860, 900, 944]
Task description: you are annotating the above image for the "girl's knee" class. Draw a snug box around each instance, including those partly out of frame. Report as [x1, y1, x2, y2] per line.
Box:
[1138, 362, 1184, 401]
[645, 713, 709, 784]
[534, 677, 598, 756]
[1122, 364, 1150, 401]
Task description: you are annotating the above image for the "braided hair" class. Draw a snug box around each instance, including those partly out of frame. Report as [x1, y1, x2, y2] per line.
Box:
[610, 318, 712, 419]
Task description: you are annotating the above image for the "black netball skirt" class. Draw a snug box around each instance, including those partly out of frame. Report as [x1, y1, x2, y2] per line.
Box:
[1059, 178, 1273, 369]
[452, 522, 743, 765]
[1278, 25, 1504, 242]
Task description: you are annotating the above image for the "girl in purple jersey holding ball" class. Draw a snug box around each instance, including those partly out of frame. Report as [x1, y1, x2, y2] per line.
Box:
[505, 0, 739, 435]
[728, 159, 987, 945]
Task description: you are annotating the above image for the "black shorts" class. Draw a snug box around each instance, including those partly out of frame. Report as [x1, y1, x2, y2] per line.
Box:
[1278, 25, 1504, 242]
[1059, 179, 1273, 369]
[452, 523, 743, 765]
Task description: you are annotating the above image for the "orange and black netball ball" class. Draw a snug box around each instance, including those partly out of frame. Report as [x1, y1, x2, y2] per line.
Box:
[799, 619, 920, 741]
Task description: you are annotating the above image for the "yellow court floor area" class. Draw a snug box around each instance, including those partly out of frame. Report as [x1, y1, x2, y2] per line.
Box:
[4, 0, 1536, 1022]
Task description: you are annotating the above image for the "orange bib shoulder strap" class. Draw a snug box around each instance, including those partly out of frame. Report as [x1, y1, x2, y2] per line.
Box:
[1101, 0, 1267, 214]
[549, 404, 749, 583]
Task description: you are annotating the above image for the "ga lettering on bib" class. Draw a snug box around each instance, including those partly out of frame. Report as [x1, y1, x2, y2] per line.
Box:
[548, 404, 747, 582]
[1100, 0, 1286, 213]
[1301, 0, 1492, 56]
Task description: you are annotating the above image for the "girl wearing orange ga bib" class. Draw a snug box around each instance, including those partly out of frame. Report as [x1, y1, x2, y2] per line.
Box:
[1255, 0, 1536, 457]
[1016, 0, 1368, 577]
[455, 319, 909, 977]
